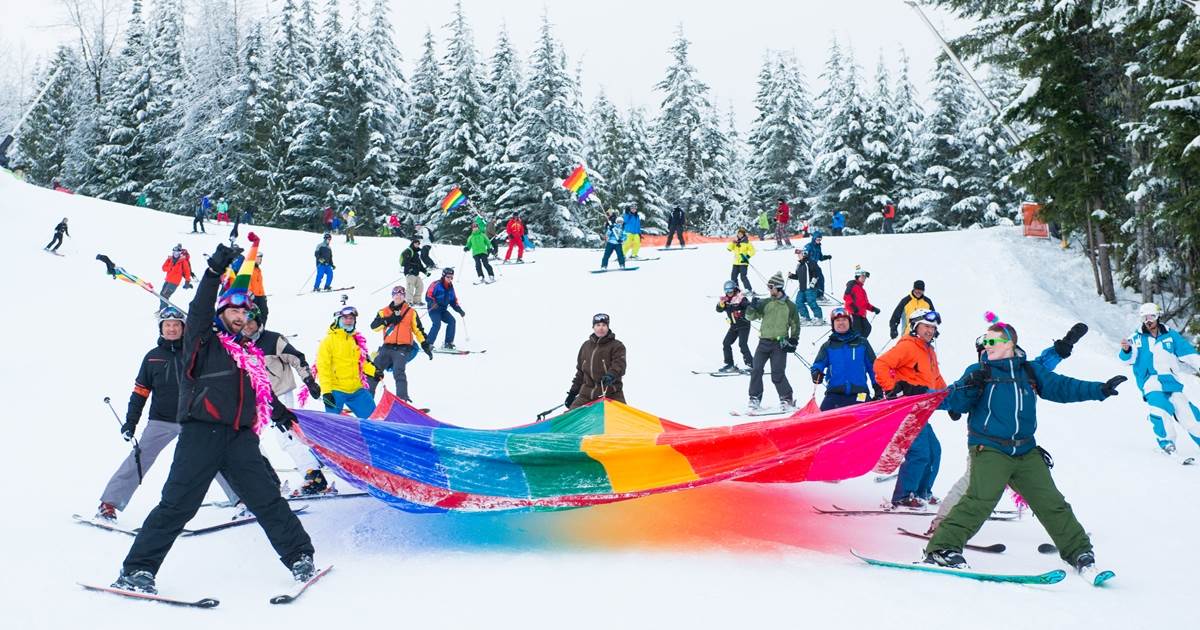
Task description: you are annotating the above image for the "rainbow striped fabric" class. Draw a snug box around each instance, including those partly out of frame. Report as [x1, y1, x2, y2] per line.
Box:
[562, 165, 594, 203]
[292, 391, 945, 513]
[439, 186, 466, 213]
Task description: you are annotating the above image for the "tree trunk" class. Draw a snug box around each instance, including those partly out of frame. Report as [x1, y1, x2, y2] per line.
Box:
[1093, 208, 1117, 303]
[1084, 205, 1103, 296]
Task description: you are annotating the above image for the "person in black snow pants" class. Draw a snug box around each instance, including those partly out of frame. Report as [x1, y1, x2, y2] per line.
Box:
[716, 280, 755, 373]
[665, 206, 687, 247]
[44, 217, 69, 252]
[111, 238, 315, 596]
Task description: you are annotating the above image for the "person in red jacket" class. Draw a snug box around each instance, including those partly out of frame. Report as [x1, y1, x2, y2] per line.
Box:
[843, 265, 880, 338]
[160, 244, 194, 309]
[504, 212, 526, 263]
[882, 203, 896, 234]
[774, 198, 792, 247]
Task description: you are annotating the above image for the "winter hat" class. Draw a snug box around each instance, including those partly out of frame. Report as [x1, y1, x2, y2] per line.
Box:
[812, 230, 823, 239]
[217, 233, 259, 313]
[768, 272, 786, 290]
[853, 265, 870, 278]
[913, 280, 925, 291]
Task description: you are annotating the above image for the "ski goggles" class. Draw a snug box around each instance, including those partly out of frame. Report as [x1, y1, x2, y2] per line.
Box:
[593, 313, 610, 325]
[914, 310, 942, 326]
[391, 286, 406, 297]
[829, 307, 851, 321]
[1142, 313, 1159, 322]
[158, 306, 185, 322]
[337, 306, 359, 318]
[217, 291, 254, 310]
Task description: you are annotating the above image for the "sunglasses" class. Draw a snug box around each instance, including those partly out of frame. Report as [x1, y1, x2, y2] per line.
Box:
[979, 337, 1011, 347]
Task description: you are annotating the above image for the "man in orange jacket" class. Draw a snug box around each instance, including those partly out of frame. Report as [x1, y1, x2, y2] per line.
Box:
[160, 244, 194, 309]
[874, 308, 945, 508]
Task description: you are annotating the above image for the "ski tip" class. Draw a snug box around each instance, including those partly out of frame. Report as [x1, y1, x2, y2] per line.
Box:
[1043, 569, 1068, 584]
[1093, 570, 1116, 586]
[1037, 543, 1058, 554]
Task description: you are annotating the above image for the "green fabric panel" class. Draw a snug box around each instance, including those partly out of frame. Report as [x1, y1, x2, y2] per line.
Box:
[506, 432, 613, 498]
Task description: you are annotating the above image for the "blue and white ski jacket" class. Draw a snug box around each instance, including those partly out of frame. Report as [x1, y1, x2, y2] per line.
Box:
[605, 222, 626, 245]
[811, 330, 878, 396]
[1119, 325, 1200, 395]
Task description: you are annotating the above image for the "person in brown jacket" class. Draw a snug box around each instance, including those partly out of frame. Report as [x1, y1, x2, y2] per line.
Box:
[565, 313, 627, 408]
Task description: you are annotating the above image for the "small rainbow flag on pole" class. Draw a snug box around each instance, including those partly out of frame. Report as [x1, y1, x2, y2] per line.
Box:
[562, 165, 594, 203]
[440, 186, 467, 213]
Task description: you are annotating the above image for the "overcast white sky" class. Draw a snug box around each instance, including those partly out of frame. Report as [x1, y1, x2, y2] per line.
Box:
[0, 0, 970, 130]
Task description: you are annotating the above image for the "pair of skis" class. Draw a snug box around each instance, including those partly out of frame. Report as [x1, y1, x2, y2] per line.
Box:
[852, 549, 1114, 587]
[590, 266, 640, 274]
[297, 285, 356, 296]
[78, 565, 333, 607]
[72, 504, 309, 537]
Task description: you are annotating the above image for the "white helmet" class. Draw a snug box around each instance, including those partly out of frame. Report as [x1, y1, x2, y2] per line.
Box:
[1138, 303, 1161, 321]
[909, 308, 941, 333]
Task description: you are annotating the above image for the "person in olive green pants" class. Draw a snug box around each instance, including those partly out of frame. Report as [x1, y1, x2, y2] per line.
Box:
[924, 320, 1127, 575]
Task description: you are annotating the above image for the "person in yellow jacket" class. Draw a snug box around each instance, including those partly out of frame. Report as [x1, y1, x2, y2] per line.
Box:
[370, 286, 434, 402]
[727, 228, 756, 294]
[317, 305, 378, 418]
[887, 280, 935, 340]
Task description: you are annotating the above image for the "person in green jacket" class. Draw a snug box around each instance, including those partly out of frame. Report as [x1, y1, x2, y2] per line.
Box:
[755, 210, 771, 241]
[464, 225, 495, 284]
[745, 272, 801, 412]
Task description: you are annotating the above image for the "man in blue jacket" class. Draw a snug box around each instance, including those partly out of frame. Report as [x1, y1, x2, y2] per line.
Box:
[802, 231, 831, 295]
[831, 210, 846, 236]
[924, 320, 1126, 577]
[425, 268, 466, 349]
[810, 308, 881, 410]
[1120, 302, 1200, 454]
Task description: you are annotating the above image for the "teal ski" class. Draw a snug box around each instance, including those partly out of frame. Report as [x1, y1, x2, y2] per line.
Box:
[850, 549, 1066, 585]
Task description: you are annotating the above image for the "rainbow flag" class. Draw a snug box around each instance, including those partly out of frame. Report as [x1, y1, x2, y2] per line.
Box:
[440, 186, 467, 213]
[291, 390, 945, 513]
[562, 165, 594, 203]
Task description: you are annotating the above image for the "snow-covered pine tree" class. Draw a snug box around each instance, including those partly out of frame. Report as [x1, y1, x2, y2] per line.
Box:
[480, 26, 524, 219]
[620, 107, 669, 234]
[746, 51, 812, 217]
[507, 13, 590, 245]
[889, 48, 924, 226]
[396, 30, 442, 219]
[584, 90, 621, 207]
[141, 0, 186, 205]
[722, 103, 752, 235]
[423, 0, 488, 241]
[908, 52, 973, 232]
[12, 47, 79, 186]
[212, 21, 275, 215]
[695, 98, 740, 234]
[654, 26, 713, 227]
[858, 53, 901, 232]
[809, 41, 870, 228]
[262, 0, 319, 224]
[92, 0, 154, 204]
[953, 67, 1023, 228]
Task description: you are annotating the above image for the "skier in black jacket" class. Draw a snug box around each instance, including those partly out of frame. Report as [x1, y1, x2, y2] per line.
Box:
[787, 248, 823, 322]
[113, 238, 315, 595]
[665, 207, 687, 248]
[44, 217, 69, 252]
[400, 238, 430, 307]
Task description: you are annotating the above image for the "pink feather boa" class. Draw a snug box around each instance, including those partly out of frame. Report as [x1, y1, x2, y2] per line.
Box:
[216, 333, 274, 434]
[297, 329, 372, 407]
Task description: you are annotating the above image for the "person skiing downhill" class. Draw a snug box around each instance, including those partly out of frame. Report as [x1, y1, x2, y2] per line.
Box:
[159, 244, 194, 309]
[1120, 303, 1200, 454]
[716, 280, 755, 373]
[401, 237, 430, 307]
[317, 305, 378, 418]
[925, 319, 1126, 581]
[755, 209, 771, 241]
[425, 268, 466, 349]
[727, 228, 756, 294]
[665, 206, 687, 248]
[112, 238, 315, 595]
[465, 224, 496, 283]
[889, 280, 935, 339]
[371, 286, 433, 403]
[787, 248, 823, 322]
[745, 272, 800, 412]
[810, 307, 882, 410]
[875, 309, 945, 508]
[564, 313, 627, 409]
[44, 217, 69, 252]
[843, 265, 880, 338]
[504, 213, 526, 262]
[313, 232, 334, 292]
[95, 307, 239, 523]
[600, 212, 627, 270]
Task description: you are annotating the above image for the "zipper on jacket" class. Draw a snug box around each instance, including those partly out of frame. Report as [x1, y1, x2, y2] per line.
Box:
[1009, 363, 1020, 453]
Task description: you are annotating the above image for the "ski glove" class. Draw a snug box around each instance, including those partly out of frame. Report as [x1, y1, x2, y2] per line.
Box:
[455, 307, 466, 317]
[1101, 375, 1127, 398]
[870, 306, 881, 315]
[321, 393, 336, 408]
[207, 243, 242, 274]
[889, 327, 899, 340]
[601, 373, 616, 388]
[421, 340, 434, 359]
[273, 406, 296, 431]
[565, 390, 578, 408]
[120, 419, 137, 441]
[948, 411, 963, 421]
[1053, 339, 1073, 359]
[872, 384, 885, 401]
[303, 377, 321, 400]
[963, 369, 988, 390]
[811, 371, 824, 385]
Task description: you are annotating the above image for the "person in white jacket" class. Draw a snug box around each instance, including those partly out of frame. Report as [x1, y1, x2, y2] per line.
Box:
[1119, 303, 1200, 455]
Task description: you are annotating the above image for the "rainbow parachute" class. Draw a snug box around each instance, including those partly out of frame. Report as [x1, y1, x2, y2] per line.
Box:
[292, 392, 946, 513]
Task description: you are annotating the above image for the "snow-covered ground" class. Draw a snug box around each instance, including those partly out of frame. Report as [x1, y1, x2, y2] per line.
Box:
[3, 171, 1197, 628]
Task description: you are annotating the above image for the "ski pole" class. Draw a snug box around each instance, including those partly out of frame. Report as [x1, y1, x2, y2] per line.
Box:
[536, 403, 564, 421]
[372, 275, 406, 295]
[298, 268, 316, 293]
[810, 326, 833, 346]
[104, 396, 143, 483]
[748, 262, 772, 285]
[461, 313, 471, 343]
[95, 255, 189, 315]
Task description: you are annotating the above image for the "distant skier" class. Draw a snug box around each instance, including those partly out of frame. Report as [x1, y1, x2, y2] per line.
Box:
[875, 309, 945, 508]
[755, 209, 771, 241]
[372, 286, 434, 402]
[831, 210, 846, 236]
[424, 268, 466, 349]
[401, 237, 430, 307]
[247, 251, 268, 325]
[745, 272, 800, 412]
[727, 228, 755, 294]
[774, 198, 792, 247]
[924, 319, 1125, 578]
[802, 231, 831, 295]
[94, 307, 238, 523]
[881, 203, 896, 234]
[665, 206, 687, 248]
[241, 208, 254, 225]
[600, 212, 627, 270]
[888, 280, 935, 340]
[344, 210, 357, 244]
[159, 244, 193, 309]
[504, 212, 526, 262]
[787, 248, 823, 322]
[388, 212, 402, 236]
[465, 224, 496, 283]
[317, 305, 378, 418]
[716, 280, 755, 373]
[215, 197, 230, 224]
[44, 217, 69, 253]
[1120, 303, 1200, 454]
[810, 307, 881, 410]
[622, 207, 642, 259]
[322, 206, 334, 233]
[313, 232, 334, 292]
[192, 196, 209, 233]
[564, 313, 627, 408]
[843, 265, 880, 338]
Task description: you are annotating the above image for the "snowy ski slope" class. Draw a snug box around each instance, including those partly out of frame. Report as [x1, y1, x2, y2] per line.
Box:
[2, 170, 1197, 628]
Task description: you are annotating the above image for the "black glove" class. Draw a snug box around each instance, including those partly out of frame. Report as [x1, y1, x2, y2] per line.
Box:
[872, 384, 884, 401]
[749, 297, 762, 309]
[273, 406, 296, 431]
[1053, 339, 1073, 358]
[321, 392, 335, 408]
[787, 272, 797, 280]
[785, 337, 799, 351]
[456, 307, 466, 317]
[963, 369, 988, 390]
[565, 390, 578, 407]
[601, 373, 616, 387]
[948, 411, 963, 421]
[183, 281, 193, 289]
[1063, 322, 1089, 346]
[120, 419, 137, 441]
[811, 371, 824, 385]
[1101, 375, 1127, 398]
[870, 306, 881, 314]
[422, 340, 434, 359]
[207, 243, 241, 274]
[303, 376, 321, 399]
[889, 327, 898, 339]
[366, 374, 380, 395]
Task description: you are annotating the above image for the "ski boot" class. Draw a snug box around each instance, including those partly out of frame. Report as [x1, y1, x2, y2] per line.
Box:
[779, 397, 796, 413]
[112, 569, 157, 594]
[96, 502, 118, 523]
[717, 364, 740, 374]
[922, 495, 940, 505]
[290, 554, 316, 583]
[892, 493, 925, 509]
[747, 396, 761, 411]
[923, 549, 968, 570]
[300, 469, 329, 495]
[1161, 441, 1177, 455]
[443, 342, 456, 351]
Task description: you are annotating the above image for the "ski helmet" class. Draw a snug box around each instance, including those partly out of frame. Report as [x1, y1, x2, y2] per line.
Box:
[157, 306, 185, 332]
[909, 308, 941, 333]
[829, 306, 852, 323]
[853, 265, 870, 278]
[391, 285, 406, 298]
[246, 306, 262, 324]
[723, 280, 738, 293]
[442, 267, 455, 277]
[1138, 303, 1161, 321]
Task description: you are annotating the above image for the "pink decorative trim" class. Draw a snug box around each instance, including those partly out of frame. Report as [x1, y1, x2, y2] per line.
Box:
[297, 330, 372, 407]
[216, 333, 274, 434]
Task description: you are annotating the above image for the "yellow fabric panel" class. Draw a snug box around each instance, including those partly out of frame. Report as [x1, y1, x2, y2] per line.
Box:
[601, 401, 667, 435]
[580, 434, 700, 493]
